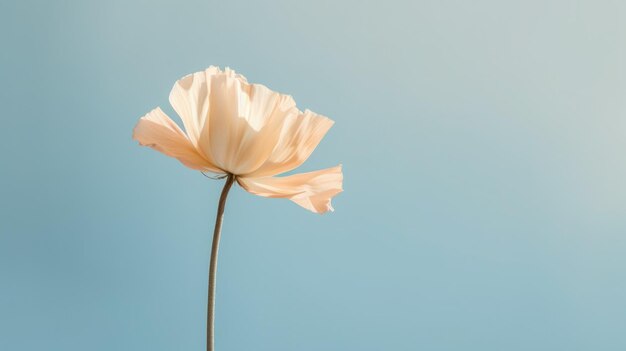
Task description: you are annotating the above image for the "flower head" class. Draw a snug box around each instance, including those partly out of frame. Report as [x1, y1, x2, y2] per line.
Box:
[133, 66, 343, 213]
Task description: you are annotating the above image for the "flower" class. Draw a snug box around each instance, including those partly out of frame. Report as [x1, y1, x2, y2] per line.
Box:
[133, 66, 343, 213]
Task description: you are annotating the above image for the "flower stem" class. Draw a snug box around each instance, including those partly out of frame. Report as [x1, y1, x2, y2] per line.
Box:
[207, 174, 235, 351]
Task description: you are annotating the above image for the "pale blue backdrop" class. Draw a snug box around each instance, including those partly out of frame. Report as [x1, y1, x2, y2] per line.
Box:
[1, 0, 625, 350]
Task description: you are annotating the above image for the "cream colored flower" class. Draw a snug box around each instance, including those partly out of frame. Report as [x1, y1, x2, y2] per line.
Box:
[133, 66, 343, 213]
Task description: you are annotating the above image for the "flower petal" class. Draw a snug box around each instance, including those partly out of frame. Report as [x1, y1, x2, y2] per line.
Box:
[206, 74, 296, 175]
[246, 110, 334, 177]
[205, 73, 248, 172]
[229, 85, 299, 175]
[132, 107, 222, 172]
[168, 67, 221, 146]
[238, 165, 343, 213]
[169, 67, 244, 167]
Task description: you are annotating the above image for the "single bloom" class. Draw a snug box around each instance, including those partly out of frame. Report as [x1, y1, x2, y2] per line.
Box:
[133, 66, 343, 213]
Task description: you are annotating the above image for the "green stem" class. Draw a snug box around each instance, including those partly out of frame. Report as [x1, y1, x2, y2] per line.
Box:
[207, 174, 235, 351]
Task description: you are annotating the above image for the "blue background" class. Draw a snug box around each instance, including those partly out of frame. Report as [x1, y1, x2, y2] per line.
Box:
[1, 0, 625, 350]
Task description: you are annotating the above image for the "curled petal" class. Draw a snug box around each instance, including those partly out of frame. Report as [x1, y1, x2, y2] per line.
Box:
[246, 110, 334, 177]
[132, 107, 223, 173]
[238, 165, 343, 214]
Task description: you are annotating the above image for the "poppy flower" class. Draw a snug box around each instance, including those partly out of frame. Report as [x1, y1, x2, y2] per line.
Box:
[133, 66, 343, 213]
[133, 66, 343, 351]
